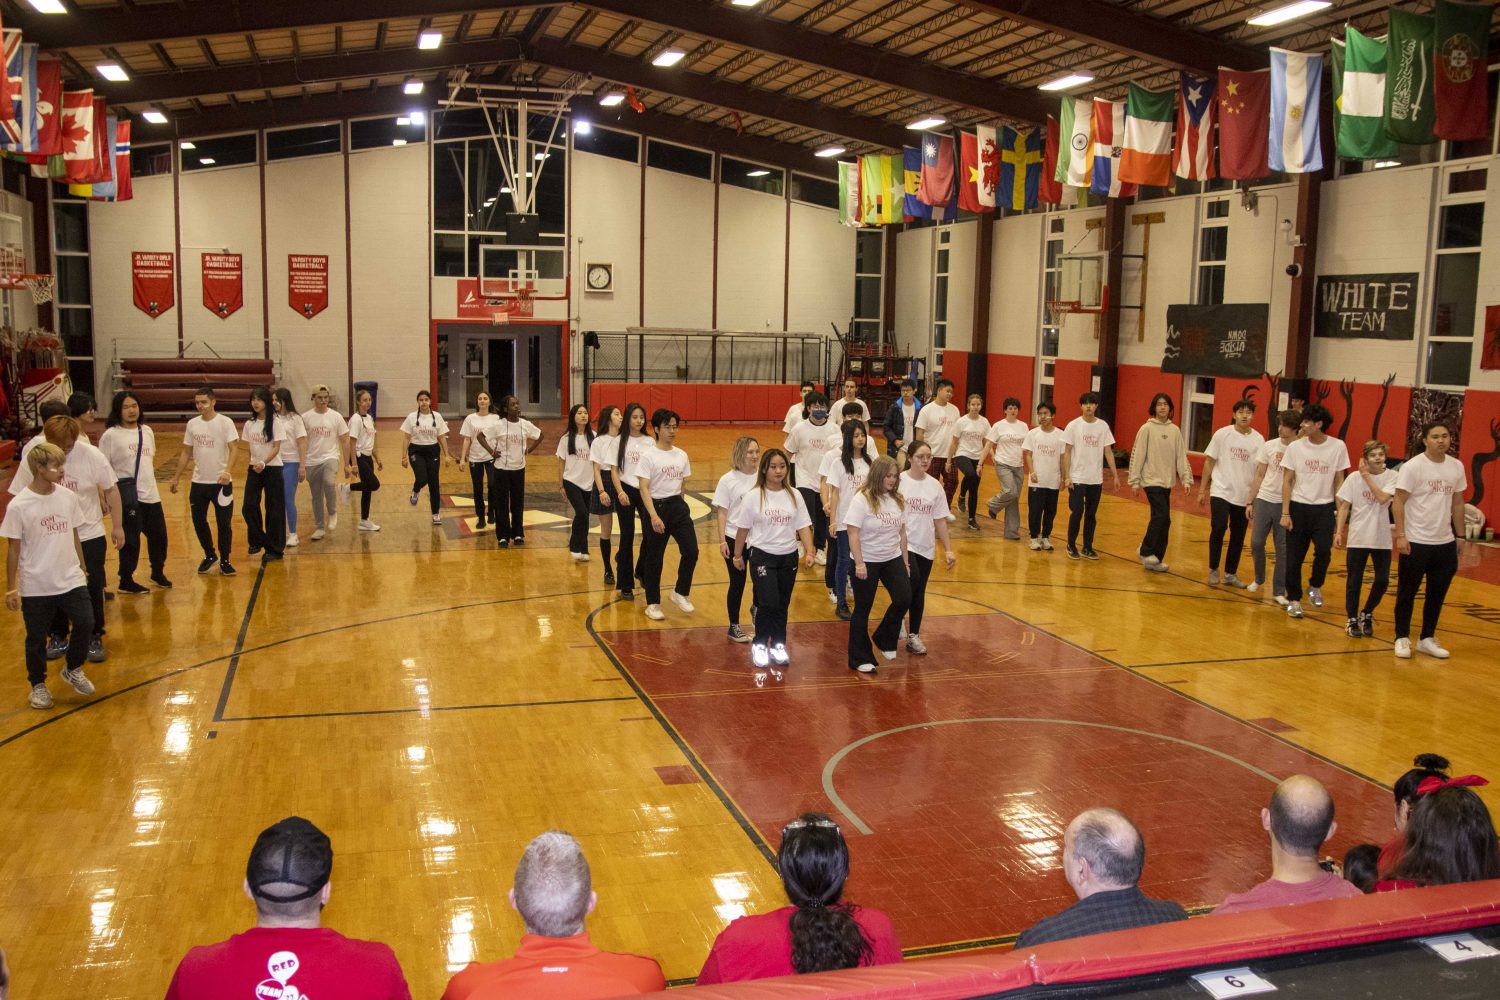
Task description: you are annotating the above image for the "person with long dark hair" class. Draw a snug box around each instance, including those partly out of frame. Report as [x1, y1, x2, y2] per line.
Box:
[1128, 393, 1193, 572]
[713, 435, 760, 643]
[488, 394, 543, 546]
[732, 448, 814, 683]
[271, 388, 307, 547]
[820, 420, 872, 622]
[555, 404, 595, 562]
[241, 386, 286, 563]
[1378, 753, 1452, 878]
[900, 441, 956, 656]
[636, 409, 697, 622]
[100, 390, 170, 592]
[1379, 777, 1498, 891]
[696, 813, 901, 983]
[589, 405, 622, 585]
[846, 456, 910, 675]
[457, 392, 501, 530]
[952, 394, 990, 529]
[400, 389, 451, 526]
[344, 387, 382, 532]
[1392, 421, 1467, 659]
[609, 402, 652, 596]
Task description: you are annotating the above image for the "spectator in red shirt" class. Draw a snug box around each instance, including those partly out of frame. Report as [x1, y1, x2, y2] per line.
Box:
[1377, 753, 1451, 877]
[1213, 775, 1363, 915]
[1378, 777, 1498, 892]
[442, 831, 664, 999]
[163, 816, 411, 999]
[696, 812, 902, 984]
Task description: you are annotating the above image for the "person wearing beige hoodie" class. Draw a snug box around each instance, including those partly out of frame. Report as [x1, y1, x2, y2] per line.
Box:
[1128, 394, 1194, 572]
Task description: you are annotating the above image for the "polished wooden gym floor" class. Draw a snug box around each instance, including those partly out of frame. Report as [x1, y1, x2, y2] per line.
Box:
[3, 422, 1500, 996]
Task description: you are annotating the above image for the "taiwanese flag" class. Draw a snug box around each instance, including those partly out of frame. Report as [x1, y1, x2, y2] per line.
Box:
[1039, 115, 1063, 204]
[917, 132, 954, 207]
[1433, 0, 1492, 141]
[957, 130, 986, 212]
[1217, 67, 1270, 180]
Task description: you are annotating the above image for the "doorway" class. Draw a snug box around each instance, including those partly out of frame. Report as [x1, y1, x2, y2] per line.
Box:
[435, 323, 563, 418]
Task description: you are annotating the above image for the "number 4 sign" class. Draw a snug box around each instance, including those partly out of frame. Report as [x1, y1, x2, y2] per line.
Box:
[1190, 967, 1276, 999]
[1420, 932, 1500, 963]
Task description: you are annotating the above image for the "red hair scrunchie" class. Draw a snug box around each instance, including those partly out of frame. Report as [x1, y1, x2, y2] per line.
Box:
[1416, 775, 1489, 797]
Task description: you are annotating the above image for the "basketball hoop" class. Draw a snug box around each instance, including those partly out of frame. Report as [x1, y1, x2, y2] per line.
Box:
[0, 244, 52, 303]
[1048, 300, 1081, 322]
[515, 286, 535, 311]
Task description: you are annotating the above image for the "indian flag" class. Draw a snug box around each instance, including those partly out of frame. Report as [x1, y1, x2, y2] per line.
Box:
[1055, 96, 1093, 188]
[1119, 82, 1175, 187]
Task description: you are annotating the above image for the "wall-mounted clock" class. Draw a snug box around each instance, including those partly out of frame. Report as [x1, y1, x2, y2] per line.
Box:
[585, 262, 613, 293]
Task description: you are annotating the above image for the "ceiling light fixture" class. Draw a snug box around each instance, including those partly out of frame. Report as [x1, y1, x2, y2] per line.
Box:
[534, 152, 549, 161]
[141, 110, 168, 124]
[1245, 1, 1331, 27]
[731, 0, 765, 7]
[97, 63, 129, 82]
[409, 111, 426, 125]
[392, 139, 408, 146]
[418, 31, 442, 50]
[652, 49, 686, 68]
[1373, 160, 1401, 169]
[500, 186, 512, 194]
[906, 116, 946, 130]
[815, 145, 846, 157]
[599, 91, 626, 107]
[573, 119, 592, 134]
[27, 0, 67, 14]
[403, 79, 424, 95]
[180, 141, 196, 149]
[199, 158, 216, 165]
[397, 117, 411, 125]
[747, 169, 770, 177]
[1039, 72, 1094, 92]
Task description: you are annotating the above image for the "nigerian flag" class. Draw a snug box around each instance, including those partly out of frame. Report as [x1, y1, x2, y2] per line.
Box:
[1336, 27, 1399, 160]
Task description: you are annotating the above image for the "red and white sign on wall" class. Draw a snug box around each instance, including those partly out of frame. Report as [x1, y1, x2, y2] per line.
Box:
[131, 251, 175, 318]
[288, 254, 329, 319]
[457, 278, 535, 321]
[202, 252, 243, 319]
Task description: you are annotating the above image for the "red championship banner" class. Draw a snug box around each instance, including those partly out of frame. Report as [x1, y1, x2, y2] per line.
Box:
[202, 252, 243, 319]
[456, 277, 534, 320]
[131, 251, 174, 318]
[288, 254, 329, 319]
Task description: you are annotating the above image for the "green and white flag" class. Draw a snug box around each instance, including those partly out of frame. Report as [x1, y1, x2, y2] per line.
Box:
[1055, 96, 1092, 187]
[837, 160, 859, 226]
[1335, 28, 1399, 160]
[1385, 7, 1436, 144]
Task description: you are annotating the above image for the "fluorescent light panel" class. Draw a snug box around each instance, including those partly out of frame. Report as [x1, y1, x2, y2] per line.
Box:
[731, 0, 765, 6]
[199, 158, 216, 165]
[1039, 72, 1094, 91]
[141, 110, 168, 124]
[409, 111, 426, 125]
[97, 63, 129, 81]
[418, 31, 442, 49]
[179, 141, 196, 149]
[906, 116, 946, 130]
[815, 145, 845, 157]
[573, 119, 592, 134]
[747, 169, 770, 177]
[1246, 1, 1331, 27]
[652, 49, 686, 67]
[392, 139, 408, 146]
[403, 80, 424, 95]
[599, 91, 625, 107]
[28, 1, 68, 13]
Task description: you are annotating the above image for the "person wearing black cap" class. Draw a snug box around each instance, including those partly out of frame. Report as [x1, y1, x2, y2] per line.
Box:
[164, 816, 411, 999]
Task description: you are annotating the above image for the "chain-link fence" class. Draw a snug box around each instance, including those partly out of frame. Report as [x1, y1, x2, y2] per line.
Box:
[583, 329, 837, 391]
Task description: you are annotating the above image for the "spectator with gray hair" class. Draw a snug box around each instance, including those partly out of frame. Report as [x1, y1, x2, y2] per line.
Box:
[1014, 808, 1187, 948]
[442, 830, 664, 999]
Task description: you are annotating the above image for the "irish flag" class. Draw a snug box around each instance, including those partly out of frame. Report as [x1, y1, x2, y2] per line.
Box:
[1119, 82, 1175, 187]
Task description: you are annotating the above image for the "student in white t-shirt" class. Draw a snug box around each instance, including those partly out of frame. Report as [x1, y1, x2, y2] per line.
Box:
[400, 390, 452, 524]
[100, 390, 171, 592]
[344, 386, 384, 532]
[457, 392, 502, 532]
[3, 442, 98, 710]
[488, 394, 542, 546]
[271, 388, 308, 547]
[831, 378, 871, 427]
[170, 386, 240, 575]
[1335, 440, 1397, 639]
[588, 405, 623, 586]
[1392, 421, 1468, 659]
[915, 378, 960, 506]
[241, 387, 287, 564]
[845, 456, 910, 675]
[1248, 408, 1302, 604]
[1060, 391, 1120, 560]
[952, 394, 991, 530]
[1022, 401, 1066, 550]
[636, 409, 697, 622]
[900, 441, 957, 657]
[556, 404, 597, 563]
[300, 384, 349, 541]
[713, 435, 760, 644]
[610, 402, 652, 596]
[980, 396, 1028, 539]
[782, 380, 815, 434]
[820, 420, 872, 620]
[1196, 400, 1265, 587]
[731, 447, 814, 681]
[1279, 404, 1352, 619]
[784, 392, 835, 567]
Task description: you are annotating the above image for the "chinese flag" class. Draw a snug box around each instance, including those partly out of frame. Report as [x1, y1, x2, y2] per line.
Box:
[1217, 67, 1270, 181]
[1039, 115, 1063, 204]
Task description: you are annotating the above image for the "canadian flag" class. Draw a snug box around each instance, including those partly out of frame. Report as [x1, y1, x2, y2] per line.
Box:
[61, 88, 95, 182]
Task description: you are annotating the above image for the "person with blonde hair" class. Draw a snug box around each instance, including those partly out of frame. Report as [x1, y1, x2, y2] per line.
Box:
[845, 456, 909, 675]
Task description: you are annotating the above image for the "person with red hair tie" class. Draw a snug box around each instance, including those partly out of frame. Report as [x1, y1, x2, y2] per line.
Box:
[1376, 775, 1498, 892]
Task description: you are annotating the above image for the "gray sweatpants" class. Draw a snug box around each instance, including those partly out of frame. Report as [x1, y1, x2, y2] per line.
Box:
[1250, 498, 1287, 597]
[306, 460, 339, 529]
[988, 464, 1024, 539]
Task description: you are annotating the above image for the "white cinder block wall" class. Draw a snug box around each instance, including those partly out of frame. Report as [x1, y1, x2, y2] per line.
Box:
[571, 150, 642, 333]
[179, 165, 264, 359]
[717, 183, 787, 331]
[643, 168, 714, 330]
[88, 173, 176, 397]
[786, 201, 855, 336]
[990, 213, 1044, 358]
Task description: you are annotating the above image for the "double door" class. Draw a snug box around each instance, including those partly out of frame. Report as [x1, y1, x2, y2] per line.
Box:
[436, 324, 562, 418]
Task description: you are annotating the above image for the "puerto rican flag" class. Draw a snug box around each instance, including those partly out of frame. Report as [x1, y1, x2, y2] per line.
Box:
[1174, 72, 1217, 180]
[1090, 98, 1136, 198]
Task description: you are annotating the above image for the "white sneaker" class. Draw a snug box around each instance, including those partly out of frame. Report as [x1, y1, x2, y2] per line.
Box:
[827, 588, 838, 604]
[1224, 574, 1247, 589]
[1286, 601, 1304, 619]
[29, 683, 52, 709]
[1142, 553, 1160, 567]
[358, 519, 381, 531]
[328, 513, 339, 531]
[285, 533, 299, 547]
[1040, 538, 1054, 551]
[1208, 569, 1221, 585]
[1246, 581, 1260, 593]
[1028, 538, 1042, 550]
[432, 514, 442, 525]
[670, 591, 695, 614]
[815, 549, 827, 566]
[751, 643, 770, 667]
[1394, 637, 1413, 659]
[577, 551, 589, 562]
[879, 647, 898, 661]
[1273, 594, 1290, 608]
[644, 604, 665, 621]
[60, 666, 95, 696]
[1308, 587, 1324, 608]
[310, 528, 326, 541]
[898, 621, 908, 641]
[570, 551, 586, 562]
[852, 662, 876, 674]
[769, 643, 789, 665]
[907, 634, 928, 655]
[1149, 562, 1170, 573]
[1417, 637, 1450, 659]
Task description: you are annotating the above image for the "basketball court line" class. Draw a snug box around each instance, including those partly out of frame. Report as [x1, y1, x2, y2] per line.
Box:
[218, 695, 639, 723]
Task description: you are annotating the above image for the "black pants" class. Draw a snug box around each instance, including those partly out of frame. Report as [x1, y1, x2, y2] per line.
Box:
[350, 454, 380, 519]
[25, 587, 92, 685]
[639, 494, 698, 604]
[797, 486, 828, 554]
[409, 444, 442, 514]
[189, 481, 233, 560]
[1394, 540, 1458, 640]
[907, 551, 933, 634]
[955, 456, 981, 518]
[1140, 486, 1171, 560]
[1285, 501, 1335, 602]
[1066, 483, 1103, 550]
[50, 535, 106, 641]
[615, 483, 643, 591]
[468, 461, 496, 525]
[749, 547, 798, 647]
[1345, 547, 1392, 619]
[119, 499, 167, 584]
[244, 464, 286, 558]
[723, 534, 748, 626]
[564, 481, 592, 554]
[1028, 487, 1059, 539]
[492, 467, 526, 539]
[1208, 496, 1249, 573]
[848, 556, 911, 667]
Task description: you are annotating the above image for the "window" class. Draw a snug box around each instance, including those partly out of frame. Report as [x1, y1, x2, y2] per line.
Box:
[180, 132, 257, 171]
[1424, 198, 1484, 388]
[646, 139, 712, 179]
[351, 115, 426, 151]
[791, 172, 838, 209]
[51, 191, 94, 394]
[1186, 376, 1216, 452]
[571, 124, 638, 163]
[1338, 142, 1439, 175]
[1038, 222, 1064, 405]
[266, 123, 341, 160]
[932, 228, 951, 373]
[852, 229, 883, 343]
[1196, 197, 1229, 306]
[722, 157, 784, 196]
[130, 143, 173, 178]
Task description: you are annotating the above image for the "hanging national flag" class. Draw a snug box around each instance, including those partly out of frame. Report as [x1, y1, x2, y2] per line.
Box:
[0, 35, 37, 153]
[1056, 97, 1093, 187]
[837, 160, 860, 227]
[997, 126, 1043, 211]
[1119, 83, 1175, 187]
[109, 119, 131, 201]
[975, 125, 1000, 210]
[1269, 48, 1324, 174]
[27, 58, 60, 158]
[1218, 67, 1270, 180]
[61, 89, 95, 183]
[1385, 8, 1436, 145]
[918, 132, 955, 207]
[958, 130, 986, 212]
[1174, 72, 1216, 180]
[858, 155, 879, 224]
[881, 153, 903, 224]
[1335, 28, 1398, 161]
[0, 13, 12, 124]
[1090, 99, 1136, 198]
[902, 146, 931, 220]
[87, 97, 110, 182]
[70, 112, 116, 198]
[1433, 0, 1492, 141]
[1039, 115, 1063, 205]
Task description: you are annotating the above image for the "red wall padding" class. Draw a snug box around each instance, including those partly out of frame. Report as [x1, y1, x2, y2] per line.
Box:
[988, 354, 1034, 418]
[941, 350, 968, 404]
[122, 358, 274, 375]
[1050, 359, 1095, 422]
[588, 384, 801, 423]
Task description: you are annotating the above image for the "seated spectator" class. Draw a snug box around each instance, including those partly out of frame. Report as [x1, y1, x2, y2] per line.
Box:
[1378, 753, 1451, 877]
[1378, 776, 1498, 891]
[1343, 844, 1381, 894]
[164, 816, 411, 999]
[696, 812, 901, 984]
[1014, 808, 1186, 948]
[1, 946, 9, 1000]
[442, 831, 664, 999]
[1213, 775, 1362, 915]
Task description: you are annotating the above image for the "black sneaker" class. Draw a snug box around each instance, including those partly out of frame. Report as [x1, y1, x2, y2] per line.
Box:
[45, 635, 67, 660]
[247, 545, 262, 557]
[1345, 618, 1361, 638]
[618, 588, 634, 599]
[150, 572, 174, 589]
[1067, 546, 1081, 560]
[1360, 612, 1374, 638]
[1082, 549, 1100, 560]
[726, 624, 750, 643]
[261, 552, 283, 564]
[968, 518, 980, 531]
[603, 568, 616, 586]
[475, 518, 486, 529]
[87, 637, 107, 662]
[219, 560, 237, 577]
[197, 556, 218, 575]
[118, 579, 149, 596]
[835, 601, 853, 621]
[496, 537, 510, 548]
[512, 536, 526, 546]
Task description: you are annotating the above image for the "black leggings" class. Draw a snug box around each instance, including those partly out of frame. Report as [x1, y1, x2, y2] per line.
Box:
[907, 551, 933, 634]
[350, 454, 380, 519]
[797, 485, 828, 553]
[1028, 487, 1059, 539]
[564, 482, 592, 554]
[118, 499, 167, 584]
[1286, 501, 1335, 602]
[639, 494, 699, 605]
[1345, 547, 1392, 619]
[244, 464, 286, 558]
[723, 534, 748, 626]
[493, 468, 526, 539]
[616, 482, 643, 591]
[749, 547, 799, 647]
[1394, 540, 1458, 640]
[1208, 496, 1249, 573]
[468, 461, 496, 524]
[408, 444, 442, 514]
[955, 456, 981, 518]
[848, 556, 911, 667]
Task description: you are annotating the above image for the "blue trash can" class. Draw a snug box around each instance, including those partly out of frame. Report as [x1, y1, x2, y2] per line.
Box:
[353, 380, 378, 418]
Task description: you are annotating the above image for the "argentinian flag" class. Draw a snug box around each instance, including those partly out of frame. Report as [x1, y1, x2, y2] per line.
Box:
[1269, 47, 1324, 173]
